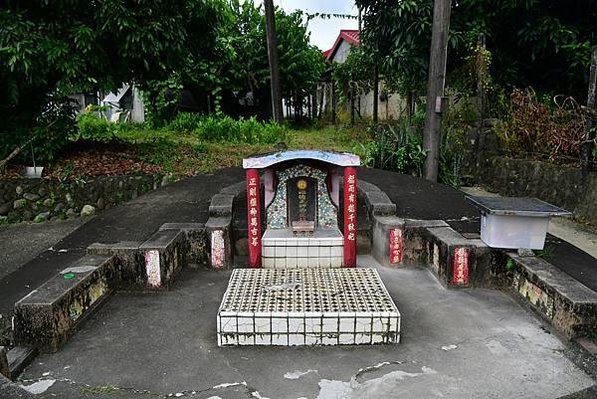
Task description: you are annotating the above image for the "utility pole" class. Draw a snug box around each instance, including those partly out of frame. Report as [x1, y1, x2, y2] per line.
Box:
[373, 64, 379, 124]
[264, 0, 283, 123]
[422, 0, 452, 182]
[581, 46, 597, 181]
[475, 34, 486, 167]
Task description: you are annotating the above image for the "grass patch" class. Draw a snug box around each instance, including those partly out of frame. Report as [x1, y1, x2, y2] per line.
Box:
[112, 124, 370, 178]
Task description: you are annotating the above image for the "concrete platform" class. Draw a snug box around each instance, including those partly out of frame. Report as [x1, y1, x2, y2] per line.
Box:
[217, 268, 400, 346]
[16, 256, 594, 399]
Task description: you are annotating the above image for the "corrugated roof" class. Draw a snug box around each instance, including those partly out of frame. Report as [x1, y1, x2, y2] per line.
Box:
[323, 29, 360, 62]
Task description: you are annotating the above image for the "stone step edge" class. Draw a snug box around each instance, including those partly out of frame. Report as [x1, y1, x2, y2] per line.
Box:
[508, 253, 597, 340]
[6, 346, 37, 381]
[13, 255, 116, 354]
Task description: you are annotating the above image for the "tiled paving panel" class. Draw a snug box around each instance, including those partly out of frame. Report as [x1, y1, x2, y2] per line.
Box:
[262, 228, 344, 268]
[217, 268, 400, 346]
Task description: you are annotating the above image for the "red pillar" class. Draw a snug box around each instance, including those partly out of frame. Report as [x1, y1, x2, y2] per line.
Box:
[246, 169, 262, 268]
[343, 167, 357, 267]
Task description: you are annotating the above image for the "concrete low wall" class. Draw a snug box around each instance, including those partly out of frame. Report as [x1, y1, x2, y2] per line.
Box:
[473, 156, 597, 226]
[0, 175, 167, 224]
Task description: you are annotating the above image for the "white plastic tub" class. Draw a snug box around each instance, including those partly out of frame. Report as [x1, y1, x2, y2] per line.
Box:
[481, 213, 550, 250]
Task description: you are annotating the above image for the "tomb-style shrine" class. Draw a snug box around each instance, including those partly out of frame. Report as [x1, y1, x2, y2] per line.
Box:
[243, 150, 359, 269]
[217, 150, 401, 346]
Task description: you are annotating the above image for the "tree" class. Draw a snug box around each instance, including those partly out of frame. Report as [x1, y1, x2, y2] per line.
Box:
[0, 0, 226, 161]
[222, 1, 325, 120]
[355, 0, 597, 99]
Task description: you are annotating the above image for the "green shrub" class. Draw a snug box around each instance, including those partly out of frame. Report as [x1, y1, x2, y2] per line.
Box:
[76, 113, 115, 142]
[194, 115, 286, 144]
[358, 113, 427, 176]
[167, 112, 204, 132]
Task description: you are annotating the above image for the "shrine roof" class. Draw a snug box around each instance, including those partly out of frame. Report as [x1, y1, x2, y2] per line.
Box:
[242, 150, 360, 169]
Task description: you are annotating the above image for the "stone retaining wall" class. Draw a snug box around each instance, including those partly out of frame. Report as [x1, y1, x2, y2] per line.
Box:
[0, 175, 167, 224]
[472, 156, 597, 226]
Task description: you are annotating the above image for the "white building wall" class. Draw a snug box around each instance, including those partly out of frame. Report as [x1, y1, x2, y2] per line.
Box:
[332, 41, 352, 64]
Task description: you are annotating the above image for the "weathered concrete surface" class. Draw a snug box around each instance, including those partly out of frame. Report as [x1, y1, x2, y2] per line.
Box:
[0, 374, 36, 399]
[0, 346, 8, 378]
[18, 256, 595, 399]
[13, 255, 115, 353]
[87, 241, 145, 290]
[139, 229, 187, 289]
[0, 219, 87, 281]
[0, 167, 243, 316]
[509, 254, 597, 340]
[371, 215, 404, 267]
[209, 193, 235, 217]
[159, 223, 208, 267]
[206, 216, 233, 268]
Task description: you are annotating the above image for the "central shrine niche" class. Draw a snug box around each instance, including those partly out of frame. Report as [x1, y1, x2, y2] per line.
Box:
[288, 176, 317, 233]
[266, 164, 338, 231]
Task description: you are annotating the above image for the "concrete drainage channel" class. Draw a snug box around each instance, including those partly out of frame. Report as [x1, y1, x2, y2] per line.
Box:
[1, 179, 596, 395]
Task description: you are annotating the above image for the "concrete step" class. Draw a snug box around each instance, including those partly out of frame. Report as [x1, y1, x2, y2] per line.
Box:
[13, 255, 116, 353]
[7, 346, 37, 379]
[509, 254, 597, 339]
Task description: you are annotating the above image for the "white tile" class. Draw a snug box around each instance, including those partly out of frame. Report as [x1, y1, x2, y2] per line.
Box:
[319, 246, 331, 257]
[321, 334, 339, 345]
[308, 257, 320, 268]
[319, 257, 331, 268]
[331, 257, 342, 268]
[356, 316, 372, 333]
[372, 313, 384, 332]
[219, 316, 236, 333]
[305, 333, 320, 345]
[297, 247, 308, 257]
[286, 246, 297, 257]
[263, 258, 274, 268]
[238, 334, 255, 345]
[331, 246, 343, 257]
[237, 317, 254, 333]
[339, 333, 355, 345]
[254, 316, 271, 333]
[288, 317, 303, 333]
[262, 246, 274, 257]
[286, 257, 297, 268]
[297, 257, 308, 268]
[271, 334, 288, 345]
[308, 246, 319, 257]
[322, 316, 338, 333]
[271, 317, 287, 333]
[220, 334, 238, 346]
[305, 317, 322, 333]
[275, 246, 286, 257]
[339, 313, 356, 333]
[274, 258, 286, 268]
[288, 334, 305, 346]
[355, 333, 372, 345]
[254, 334, 271, 345]
[371, 333, 384, 344]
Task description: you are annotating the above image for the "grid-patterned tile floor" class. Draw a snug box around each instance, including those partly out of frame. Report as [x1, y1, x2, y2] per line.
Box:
[217, 268, 401, 346]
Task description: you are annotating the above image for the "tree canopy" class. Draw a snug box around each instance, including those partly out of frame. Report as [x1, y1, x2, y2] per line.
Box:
[355, 0, 597, 98]
[0, 0, 325, 161]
